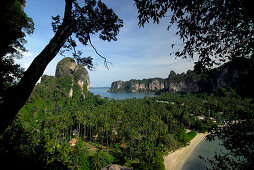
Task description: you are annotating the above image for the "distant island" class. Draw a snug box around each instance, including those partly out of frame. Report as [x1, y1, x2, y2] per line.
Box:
[108, 58, 253, 97]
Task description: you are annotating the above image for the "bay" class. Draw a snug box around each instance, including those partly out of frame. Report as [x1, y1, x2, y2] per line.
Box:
[89, 87, 155, 99]
[182, 137, 227, 170]
[90, 87, 229, 170]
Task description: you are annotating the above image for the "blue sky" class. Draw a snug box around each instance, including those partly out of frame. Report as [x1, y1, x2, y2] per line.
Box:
[17, 0, 197, 87]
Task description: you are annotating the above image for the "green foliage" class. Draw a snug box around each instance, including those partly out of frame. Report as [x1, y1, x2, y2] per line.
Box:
[217, 86, 239, 98]
[90, 150, 114, 170]
[51, 0, 123, 70]
[152, 152, 165, 170]
[135, 0, 254, 72]
[0, 0, 34, 57]
[162, 134, 178, 151]
[175, 129, 189, 146]
[185, 131, 197, 143]
[70, 138, 90, 169]
[0, 0, 34, 97]
[1, 74, 253, 169]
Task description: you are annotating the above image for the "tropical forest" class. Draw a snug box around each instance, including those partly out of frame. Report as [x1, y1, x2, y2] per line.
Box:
[0, 0, 254, 170]
[2, 67, 253, 169]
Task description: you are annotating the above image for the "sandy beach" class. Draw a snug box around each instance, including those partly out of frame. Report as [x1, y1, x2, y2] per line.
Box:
[164, 133, 207, 170]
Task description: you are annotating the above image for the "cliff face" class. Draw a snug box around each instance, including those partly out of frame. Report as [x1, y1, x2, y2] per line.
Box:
[41, 57, 90, 98]
[168, 82, 199, 92]
[167, 70, 201, 93]
[74, 64, 90, 91]
[109, 58, 253, 94]
[55, 57, 90, 97]
[199, 58, 252, 93]
[108, 78, 166, 93]
[55, 57, 76, 78]
[110, 81, 124, 91]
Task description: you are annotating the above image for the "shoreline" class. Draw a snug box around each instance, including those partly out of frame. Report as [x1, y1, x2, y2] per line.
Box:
[164, 133, 207, 170]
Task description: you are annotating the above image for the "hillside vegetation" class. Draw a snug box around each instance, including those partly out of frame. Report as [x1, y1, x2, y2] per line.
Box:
[0, 70, 253, 169]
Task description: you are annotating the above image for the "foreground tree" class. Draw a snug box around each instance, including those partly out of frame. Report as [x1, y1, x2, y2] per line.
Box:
[0, 0, 34, 97]
[0, 0, 123, 134]
[205, 112, 254, 169]
[135, 0, 254, 168]
[135, 0, 254, 72]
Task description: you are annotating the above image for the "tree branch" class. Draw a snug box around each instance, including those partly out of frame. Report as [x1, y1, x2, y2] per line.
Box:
[88, 36, 111, 70]
[71, 1, 112, 70]
[64, 0, 74, 21]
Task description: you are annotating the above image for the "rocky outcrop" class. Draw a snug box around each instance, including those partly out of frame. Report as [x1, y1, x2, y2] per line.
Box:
[110, 81, 124, 90]
[108, 78, 166, 93]
[198, 58, 252, 93]
[167, 70, 201, 93]
[55, 57, 76, 78]
[43, 57, 91, 98]
[73, 64, 90, 91]
[55, 57, 90, 95]
[168, 82, 199, 92]
[109, 58, 253, 94]
[167, 58, 252, 93]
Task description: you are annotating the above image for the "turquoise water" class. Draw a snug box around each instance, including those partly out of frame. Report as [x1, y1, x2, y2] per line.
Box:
[182, 137, 226, 170]
[89, 87, 155, 99]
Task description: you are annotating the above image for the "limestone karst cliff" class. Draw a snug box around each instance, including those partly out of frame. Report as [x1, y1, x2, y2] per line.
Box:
[197, 58, 254, 95]
[54, 57, 90, 98]
[108, 58, 253, 94]
[74, 64, 90, 90]
[167, 70, 201, 93]
[55, 57, 76, 78]
[108, 78, 166, 93]
[40, 57, 90, 98]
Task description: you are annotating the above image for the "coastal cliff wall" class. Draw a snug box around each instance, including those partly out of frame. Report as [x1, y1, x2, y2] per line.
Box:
[108, 58, 252, 94]
[108, 78, 166, 93]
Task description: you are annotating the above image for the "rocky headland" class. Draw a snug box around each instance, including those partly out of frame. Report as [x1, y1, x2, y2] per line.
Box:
[108, 78, 166, 93]
[108, 58, 253, 95]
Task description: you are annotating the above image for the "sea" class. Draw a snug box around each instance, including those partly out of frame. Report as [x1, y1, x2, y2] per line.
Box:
[182, 137, 226, 170]
[89, 87, 227, 169]
[89, 87, 155, 99]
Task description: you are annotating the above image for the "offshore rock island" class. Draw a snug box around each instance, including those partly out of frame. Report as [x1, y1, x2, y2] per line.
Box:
[108, 58, 253, 95]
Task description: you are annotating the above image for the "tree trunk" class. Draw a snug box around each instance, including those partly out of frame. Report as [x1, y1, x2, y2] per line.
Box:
[0, 0, 73, 134]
